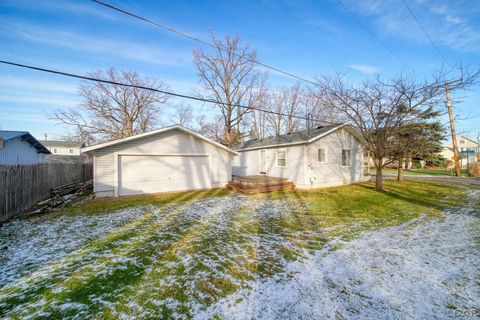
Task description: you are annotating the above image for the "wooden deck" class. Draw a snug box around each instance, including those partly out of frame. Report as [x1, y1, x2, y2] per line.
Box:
[226, 175, 295, 194]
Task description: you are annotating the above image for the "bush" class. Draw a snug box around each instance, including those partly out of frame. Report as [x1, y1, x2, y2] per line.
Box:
[412, 160, 422, 169]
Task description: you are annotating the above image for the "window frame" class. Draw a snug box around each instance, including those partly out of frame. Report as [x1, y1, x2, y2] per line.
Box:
[341, 149, 351, 167]
[317, 148, 327, 163]
[276, 149, 287, 167]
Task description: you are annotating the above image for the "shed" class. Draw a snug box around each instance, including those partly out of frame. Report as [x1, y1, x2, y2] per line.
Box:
[82, 125, 239, 197]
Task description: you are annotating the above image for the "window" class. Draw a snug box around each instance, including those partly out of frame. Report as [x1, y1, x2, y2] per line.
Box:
[460, 139, 465, 144]
[0, 139, 4, 149]
[276, 150, 286, 167]
[342, 149, 351, 166]
[232, 155, 239, 163]
[317, 148, 326, 163]
[69, 149, 73, 154]
[53, 148, 57, 154]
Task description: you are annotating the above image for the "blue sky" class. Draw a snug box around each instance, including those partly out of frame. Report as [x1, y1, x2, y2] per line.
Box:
[0, 0, 479, 141]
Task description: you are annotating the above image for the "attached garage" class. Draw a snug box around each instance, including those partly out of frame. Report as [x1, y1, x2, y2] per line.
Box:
[82, 125, 238, 197]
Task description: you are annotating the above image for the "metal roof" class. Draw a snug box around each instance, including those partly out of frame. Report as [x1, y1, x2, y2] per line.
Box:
[38, 140, 85, 148]
[0, 130, 51, 154]
[237, 123, 347, 150]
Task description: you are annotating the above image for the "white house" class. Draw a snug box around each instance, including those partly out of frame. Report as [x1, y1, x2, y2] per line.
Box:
[81, 125, 239, 197]
[38, 140, 85, 156]
[233, 123, 367, 189]
[441, 135, 479, 168]
[0, 130, 51, 165]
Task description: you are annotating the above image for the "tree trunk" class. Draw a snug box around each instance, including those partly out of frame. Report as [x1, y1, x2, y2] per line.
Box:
[397, 158, 404, 182]
[375, 166, 384, 191]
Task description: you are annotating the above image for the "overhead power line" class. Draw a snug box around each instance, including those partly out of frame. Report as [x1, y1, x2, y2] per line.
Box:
[0, 59, 338, 124]
[400, 0, 449, 65]
[90, 0, 318, 86]
[335, 0, 407, 67]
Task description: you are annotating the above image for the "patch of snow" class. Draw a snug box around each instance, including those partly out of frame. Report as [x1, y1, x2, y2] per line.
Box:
[0, 206, 152, 286]
[201, 191, 480, 319]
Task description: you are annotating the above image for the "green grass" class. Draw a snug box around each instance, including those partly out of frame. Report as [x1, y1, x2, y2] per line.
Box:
[382, 168, 469, 177]
[0, 180, 472, 318]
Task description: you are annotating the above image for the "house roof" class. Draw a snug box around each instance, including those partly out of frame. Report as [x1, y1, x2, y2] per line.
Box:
[237, 123, 365, 151]
[458, 135, 478, 145]
[0, 130, 51, 154]
[81, 125, 240, 155]
[38, 140, 85, 148]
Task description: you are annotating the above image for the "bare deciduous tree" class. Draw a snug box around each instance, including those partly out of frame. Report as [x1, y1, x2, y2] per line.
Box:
[316, 67, 478, 191]
[50, 68, 168, 143]
[264, 83, 304, 135]
[170, 104, 193, 127]
[193, 34, 266, 147]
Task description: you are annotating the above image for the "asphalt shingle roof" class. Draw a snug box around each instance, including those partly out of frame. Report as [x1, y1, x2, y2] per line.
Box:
[237, 123, 344, 150]
[38, 140, 85, 148]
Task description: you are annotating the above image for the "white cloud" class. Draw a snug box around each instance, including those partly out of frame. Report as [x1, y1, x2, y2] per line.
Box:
[346, 0, 480, 53]
[1, 0, 119, 21]
[0, 21, 192, 67]
[0, 76, 78, 94]
[349, 64, 380, 75]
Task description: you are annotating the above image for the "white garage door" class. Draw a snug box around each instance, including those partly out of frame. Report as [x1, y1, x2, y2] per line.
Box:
[118, 155, 211, 196]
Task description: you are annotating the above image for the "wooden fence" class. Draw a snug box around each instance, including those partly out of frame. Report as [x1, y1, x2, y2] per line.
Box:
[0, 162, 93, 222]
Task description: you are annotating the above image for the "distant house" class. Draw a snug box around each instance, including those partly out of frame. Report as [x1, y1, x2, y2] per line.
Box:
[38, 140, 85, 156]
[0, 131, 51, 165]
[442, 135, 479, 168]
[233, 123, 368, 189]
[82, 125, 238, 197]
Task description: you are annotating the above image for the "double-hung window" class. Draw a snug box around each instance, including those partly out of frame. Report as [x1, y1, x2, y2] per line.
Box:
[317, 148, 326, 163]
[342, 149, 351, 166]
[277, 150, 286, 167]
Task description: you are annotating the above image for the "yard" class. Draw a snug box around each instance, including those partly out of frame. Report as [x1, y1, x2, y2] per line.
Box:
[382, 168, 469, 176]
[0, 181, 479, 319]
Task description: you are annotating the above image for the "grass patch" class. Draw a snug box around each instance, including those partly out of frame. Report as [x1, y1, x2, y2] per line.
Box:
[0, 180, 472, 318]
[60, 188, 232, 216]
[382, 168, 469, 177]
[252, 180, 467, 239]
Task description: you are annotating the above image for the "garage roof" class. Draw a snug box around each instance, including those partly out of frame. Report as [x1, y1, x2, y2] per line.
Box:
[81, 125, 239, 155]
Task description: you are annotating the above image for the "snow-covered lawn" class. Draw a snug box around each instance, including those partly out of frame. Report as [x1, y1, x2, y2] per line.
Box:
[0, 182, 478, 319]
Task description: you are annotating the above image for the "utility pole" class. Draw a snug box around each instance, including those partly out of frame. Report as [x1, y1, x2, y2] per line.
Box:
[477, 131, 480, 161]
[444, 82, 461, 176]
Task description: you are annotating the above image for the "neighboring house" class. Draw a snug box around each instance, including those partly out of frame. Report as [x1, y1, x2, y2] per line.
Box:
[442, 135, 479, 168]
[440, 146, 455, 162]
[233, 123, 367, 189]
[0, 130, 51, 165]
[81, 125, 239, 197]
[38, 140, 85, 156]
[456, 135, 478, 153]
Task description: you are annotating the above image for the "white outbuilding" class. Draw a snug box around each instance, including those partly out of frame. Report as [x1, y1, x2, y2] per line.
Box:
[82, 125, 239, 197]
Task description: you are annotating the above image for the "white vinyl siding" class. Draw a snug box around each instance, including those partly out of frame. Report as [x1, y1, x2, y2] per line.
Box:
[91, 129, 232, 196]
[234, 145, 305, 185]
